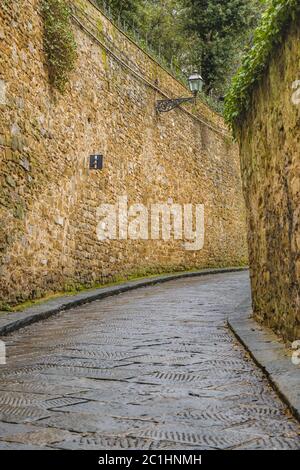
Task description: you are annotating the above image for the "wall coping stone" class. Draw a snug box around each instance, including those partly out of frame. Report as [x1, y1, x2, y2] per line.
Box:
[228, 300, 300, 422]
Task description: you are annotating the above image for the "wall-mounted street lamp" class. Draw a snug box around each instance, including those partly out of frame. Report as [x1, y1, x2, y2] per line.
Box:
[156, 72, 204, 113]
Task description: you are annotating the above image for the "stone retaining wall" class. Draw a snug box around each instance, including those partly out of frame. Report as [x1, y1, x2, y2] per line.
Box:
[238, 21, 300, 341]
[0, 0, 247, 307]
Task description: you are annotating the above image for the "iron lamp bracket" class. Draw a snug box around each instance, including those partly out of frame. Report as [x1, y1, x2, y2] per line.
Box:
[156, 96, 196, 113]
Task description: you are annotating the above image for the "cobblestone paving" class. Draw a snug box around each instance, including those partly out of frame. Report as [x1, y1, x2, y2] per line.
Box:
[0, 272, 299, 450]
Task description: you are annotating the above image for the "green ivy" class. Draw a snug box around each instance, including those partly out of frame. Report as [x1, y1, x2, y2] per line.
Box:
[224, 0, 300, 133]
[41, 0, 77, 93]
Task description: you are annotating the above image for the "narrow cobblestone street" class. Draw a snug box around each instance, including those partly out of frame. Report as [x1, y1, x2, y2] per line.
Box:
[0, 271, 299, 450]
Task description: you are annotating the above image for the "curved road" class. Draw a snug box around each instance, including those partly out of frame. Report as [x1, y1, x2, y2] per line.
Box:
[0, 271, 299, 449]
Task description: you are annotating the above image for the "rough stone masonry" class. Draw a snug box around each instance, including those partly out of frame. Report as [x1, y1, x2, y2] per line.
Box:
[237, 20, 300, 342]
[0, 0, 247, 307]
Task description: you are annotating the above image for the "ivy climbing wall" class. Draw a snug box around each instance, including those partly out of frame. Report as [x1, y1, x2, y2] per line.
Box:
[0, 0, 247, 308]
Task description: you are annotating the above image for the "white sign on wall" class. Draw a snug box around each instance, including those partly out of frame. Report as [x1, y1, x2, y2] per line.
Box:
[0, 80, 6, 105]
[0, 340, 6, 365]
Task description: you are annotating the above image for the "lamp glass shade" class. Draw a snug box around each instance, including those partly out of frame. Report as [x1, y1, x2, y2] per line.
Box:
[188, 72, 203, 93]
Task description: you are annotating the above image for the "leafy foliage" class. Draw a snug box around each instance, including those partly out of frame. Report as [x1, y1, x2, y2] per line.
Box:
[97, 1, 264, 106]
[224, 0, 300, 131]
[96, 1, 192, 90]
[137, 1, 190, 70]
[42, 0, 77, 93]
[185, 0, 264, 96]
[93, 0, 140, 24]
[97, 0, 189, 69]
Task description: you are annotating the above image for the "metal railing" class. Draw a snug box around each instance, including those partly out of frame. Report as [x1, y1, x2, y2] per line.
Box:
[79, 0, 223, 114]
[85, 0, 189, 85]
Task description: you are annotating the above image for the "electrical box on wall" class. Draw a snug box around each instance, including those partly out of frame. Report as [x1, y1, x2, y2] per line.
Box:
[89, 154, 103, 170]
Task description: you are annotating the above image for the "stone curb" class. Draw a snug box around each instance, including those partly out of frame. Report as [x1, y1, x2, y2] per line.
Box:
[228, 302, 300, 422]
[0, 267, 248, 337]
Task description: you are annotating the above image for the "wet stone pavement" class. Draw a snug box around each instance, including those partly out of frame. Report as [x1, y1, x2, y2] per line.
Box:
[0, 271, 299, 450]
